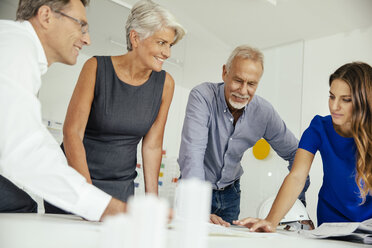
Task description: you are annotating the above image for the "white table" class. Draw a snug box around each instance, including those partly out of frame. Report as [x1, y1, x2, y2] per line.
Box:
[0, 214, 369, 248]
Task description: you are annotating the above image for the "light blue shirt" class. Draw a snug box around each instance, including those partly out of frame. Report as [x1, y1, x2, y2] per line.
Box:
[178, 82, 309, 200]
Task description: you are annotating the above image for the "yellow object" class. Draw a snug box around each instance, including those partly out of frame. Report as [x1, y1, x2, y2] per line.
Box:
[159, 172, 164, 177]
[253, 139, 270, 160]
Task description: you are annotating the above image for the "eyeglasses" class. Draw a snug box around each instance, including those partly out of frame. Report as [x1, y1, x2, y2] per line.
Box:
[54, 10, 89, 34]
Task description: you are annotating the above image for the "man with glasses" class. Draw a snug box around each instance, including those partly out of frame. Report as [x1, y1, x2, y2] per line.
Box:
[54, 10, 89, 32]
[0, 0, 126, 221]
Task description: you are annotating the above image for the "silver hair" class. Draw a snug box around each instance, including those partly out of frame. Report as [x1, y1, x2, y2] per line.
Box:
[125, 0, 185, 51]
[225, 45, 264, 73]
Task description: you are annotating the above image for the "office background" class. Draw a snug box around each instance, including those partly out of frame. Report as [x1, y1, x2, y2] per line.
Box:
[1, 0, 372, 225]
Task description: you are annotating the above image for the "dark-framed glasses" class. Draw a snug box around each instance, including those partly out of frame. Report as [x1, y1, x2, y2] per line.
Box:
[54, 10, 89, 34]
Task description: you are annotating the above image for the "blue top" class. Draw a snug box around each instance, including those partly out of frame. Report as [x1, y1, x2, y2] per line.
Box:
[178, 82, 309, 201]
[299, 115, 372, 225]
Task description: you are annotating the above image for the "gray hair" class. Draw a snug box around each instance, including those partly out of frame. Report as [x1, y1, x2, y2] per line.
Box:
[16, 0, 89, 21]
[125, 0, 185, 51]
[225, 45, 264, 73]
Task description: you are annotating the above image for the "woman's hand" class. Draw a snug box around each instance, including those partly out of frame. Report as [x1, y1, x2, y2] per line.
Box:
[233, 217, 276, 232]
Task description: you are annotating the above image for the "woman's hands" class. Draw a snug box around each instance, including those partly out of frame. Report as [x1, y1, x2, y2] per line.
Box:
[233, 217, 276, 232]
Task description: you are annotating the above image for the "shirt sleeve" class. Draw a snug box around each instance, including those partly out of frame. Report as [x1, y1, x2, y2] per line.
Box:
[263, 105, 310, 204]
[178, 87, 211, 180]
[0, 28, 111, 221]
[263, 106, 299, 165]
[298, 116, 322, 155]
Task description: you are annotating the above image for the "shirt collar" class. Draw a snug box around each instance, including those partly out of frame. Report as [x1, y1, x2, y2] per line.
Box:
[22, 21, 48, 75]
[218, 83, 229, 112]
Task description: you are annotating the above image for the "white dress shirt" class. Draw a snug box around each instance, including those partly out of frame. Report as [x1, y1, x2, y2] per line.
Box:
[0, 20, 111, 221]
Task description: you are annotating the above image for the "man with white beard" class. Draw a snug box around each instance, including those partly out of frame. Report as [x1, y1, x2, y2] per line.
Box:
[178, 45, 309, 226]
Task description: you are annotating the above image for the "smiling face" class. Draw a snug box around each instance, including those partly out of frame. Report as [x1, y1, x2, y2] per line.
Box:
[329, 79, 353, 135]
[49, 0, 91, 65]
[135, 27, 175, 72]
[222, 57, 263, 110]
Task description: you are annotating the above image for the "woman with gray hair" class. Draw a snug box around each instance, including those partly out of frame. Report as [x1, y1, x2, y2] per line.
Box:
[44, 0, 185, 213]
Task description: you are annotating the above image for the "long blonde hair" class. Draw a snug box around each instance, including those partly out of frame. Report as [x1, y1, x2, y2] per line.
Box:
[329, 62, 372, 202]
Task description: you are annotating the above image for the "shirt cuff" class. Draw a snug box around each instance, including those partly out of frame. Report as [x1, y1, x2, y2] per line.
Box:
[72, 183, 112, 221]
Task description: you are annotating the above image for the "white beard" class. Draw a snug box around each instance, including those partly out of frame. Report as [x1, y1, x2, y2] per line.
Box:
[228, 98, 247, 109]
[228, 93, 249, 109]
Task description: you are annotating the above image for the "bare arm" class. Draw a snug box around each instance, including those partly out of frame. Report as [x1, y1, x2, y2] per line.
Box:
[62, 57, 98, 184]
[141, 72, 174, 194]
[234, 148, 314, 232]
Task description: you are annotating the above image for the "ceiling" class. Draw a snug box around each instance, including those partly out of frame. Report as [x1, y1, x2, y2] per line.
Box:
[1, 0, 371, 56]
[112, 0, 372, 49]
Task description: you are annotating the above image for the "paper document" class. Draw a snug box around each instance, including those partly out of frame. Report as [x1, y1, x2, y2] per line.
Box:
[207, 223, 278, 238]
[168, 219, 278, 238]
[299, 218, 372, 244]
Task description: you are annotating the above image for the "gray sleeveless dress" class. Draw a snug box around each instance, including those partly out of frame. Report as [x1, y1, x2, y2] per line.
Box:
[80, 56, 165, 202]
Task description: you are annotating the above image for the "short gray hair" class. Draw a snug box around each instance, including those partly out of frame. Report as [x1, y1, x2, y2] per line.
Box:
[16, 0, 89, 21]
[225, 45, 264, 73]
[125, 0, 185, 51]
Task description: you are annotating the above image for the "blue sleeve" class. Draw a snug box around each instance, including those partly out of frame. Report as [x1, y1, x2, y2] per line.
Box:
[299, 116, 322, 155]
[178, 86, 211, 180]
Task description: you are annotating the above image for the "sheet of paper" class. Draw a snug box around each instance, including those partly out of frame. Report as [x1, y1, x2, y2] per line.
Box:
[168, 220, 279, 238]
[207, 223, 279, 238]
[358, 218, 372, 233]
[298, 220, 372, 244]
[299, 222, 360, 238]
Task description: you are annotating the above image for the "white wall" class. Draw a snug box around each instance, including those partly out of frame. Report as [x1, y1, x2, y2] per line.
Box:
[39, 54, 90, 122]
[0, 0, 16, 20]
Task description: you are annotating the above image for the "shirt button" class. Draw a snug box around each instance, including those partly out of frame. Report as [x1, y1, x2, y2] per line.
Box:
[230, 118, 233, 122]
[224, 110, 226, 113]
[230, 138, 233, 140]
[222, 169, 225, 172]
